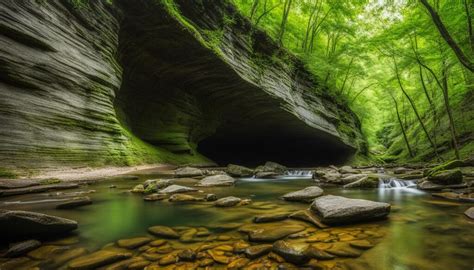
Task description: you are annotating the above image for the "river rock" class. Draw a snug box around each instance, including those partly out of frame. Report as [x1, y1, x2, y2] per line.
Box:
[144, 179, 172, 189]
[417, 180, 467, 190]
[262, 162, 287, 173]
[244, 244, 272, 259]
[0, 183, 79, 197]
[197, 175, 235, 187]
[288, 210, 327, 228]
[424, 160, 464, 177]
[169, 194, 204, 202]
[305, 246, 335, 260]
[205, 193, 218, 201]
[56, 196, 92, 209]
[178, 249, 196, 261]
[310, 195, 391, 225]
[349, 240, 374, 250]
[175, 167, 203, 177]
[148, 226, 180, 239]
[325, 243, 361, 258]
[432, 192, 474, 203]
[343, 175, 379, 188]
[68, 250, 133, 269]
[4, 239, 41, 257]
[158, 184, 197, 194]
[0, 179, 38, 189]
[339, 166, 360, 174]
[272, 240, 309, 265]
[340, 174, 368, 184]
[281, 186, 323, 202]
[428, 169, 463, 185]
[143, 193, 167, 201]
[214, 196, 241, 207]
[131, 184, 145, 193]
[253, 213, 288, 223]
[239, 223, 306, 242]
[226, 164, 254, 177]
[0, 210, 78, 238]
[465, 207, 474, 220]
[117, 237, 152, 249]
[49, 247, 88, 268]
[255, 171, 280, 178]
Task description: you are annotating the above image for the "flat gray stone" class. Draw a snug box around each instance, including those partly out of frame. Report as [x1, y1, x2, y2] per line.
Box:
[281, 186, 323, 202]
[214, 196, 241, 207]
[0, 183, 79, 197]
[4, 240, 41, 257]
[197, 175, 235, 187]
[310, 195, 390, 225]
[158, 184, 197, 194]
[465, 207, 474, 220]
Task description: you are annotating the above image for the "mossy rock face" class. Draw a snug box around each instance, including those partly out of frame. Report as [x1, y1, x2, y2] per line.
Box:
[0, 0, 364, 170]
[424, 160, 464, 177]
[428, 169, 463, 185]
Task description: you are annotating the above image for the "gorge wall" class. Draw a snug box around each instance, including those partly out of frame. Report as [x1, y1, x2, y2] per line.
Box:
[0, 0, 365, 172]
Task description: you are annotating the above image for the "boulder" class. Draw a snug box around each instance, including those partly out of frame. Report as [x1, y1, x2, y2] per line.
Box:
[310, 195, 391, 225]
[175, 167, 203, 177]
[68, 250, 133, 269]
[255, 162, 287, 176]
[169, 194, 204, 202]
[255, 171, 280, 178]
[428, 169, 463, 185]
[197, 175, 235, 187]
[214, 196, 241, 207]
[424, 160, 464, 177]
[340, 174, 368, 184]
[272, 240, 309, 265]
[56, 196, 92, 209]
[281, 186, 323, 202]
[226, 164, 254, 177]
[244, 244, 272, 259]
[465, 207, 474, 220]
[144, 179, 172, 189]
[131, 184, 145, 193]
[158, 184, 197, 194]
[0, 210, 78, 238]
[343, 176, 379, 189]
[0, 179, 38, 189]
[417, 180, 467, 191]
[4, 240, 41, 257]
[263, 162, 287, 173]
[148, 226, 180, 239]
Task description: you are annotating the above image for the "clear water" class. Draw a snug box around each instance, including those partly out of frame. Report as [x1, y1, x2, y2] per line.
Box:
[1, 174, 473, 270]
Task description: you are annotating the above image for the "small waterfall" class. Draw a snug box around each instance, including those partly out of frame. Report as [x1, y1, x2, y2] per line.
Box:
[379, 178, 417, 189]
[284, 170, 313, 178]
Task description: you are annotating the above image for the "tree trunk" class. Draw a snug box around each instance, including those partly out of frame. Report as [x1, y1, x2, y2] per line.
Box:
[441, 60, 461, 159]
[420, 0, 474, 72]
[277, 0, 293, 45]
[391, 94, 414, 158]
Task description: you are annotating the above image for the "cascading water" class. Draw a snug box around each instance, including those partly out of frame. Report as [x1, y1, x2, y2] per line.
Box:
[378, 177, 424, 198]
[284, 170, 313, 178]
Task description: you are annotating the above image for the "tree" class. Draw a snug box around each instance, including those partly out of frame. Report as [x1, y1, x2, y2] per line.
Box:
[277, 0, 293, 45]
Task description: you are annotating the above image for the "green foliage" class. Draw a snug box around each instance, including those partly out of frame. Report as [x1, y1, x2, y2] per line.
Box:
[233, 0, 473, 163]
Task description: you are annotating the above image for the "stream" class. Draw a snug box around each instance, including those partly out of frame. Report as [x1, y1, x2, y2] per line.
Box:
[0, 171, 473, 270]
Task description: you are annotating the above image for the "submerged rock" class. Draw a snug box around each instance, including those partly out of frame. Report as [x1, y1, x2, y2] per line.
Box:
[0, 210, 78, 238]
[310, 195, 391, 225]
[244, 244, 272, 259]
[148, 226, 180, 239]
[428, 169, 463, 185]
[117, 237, 152, 249]
[226, 164, 254, 177]
[0, 183, 79, 197]
[214, 196, 241, 207]
[288, 210, 327, 228]
[272, 240, 310, 265]
[305, 246, 335, 260]
[68, 250, 132, 269]
[465, 207, 474, 220]
[255, 171, 280, 179]
[158, 184, 197, 194]
[143, 193, 167, 201]
[175, 167, 203, 177]
[205, 193, 218, 201]
[197, 175, 235, 187]
[4, 240, 41, 257]
[253, 213, 288, 223]
[239, 223, 306, 242]
[56, 196, 92, 209]
[281, 186, 323, 202]
[131, 184, 145, 193]
[169, 194, 204, 202]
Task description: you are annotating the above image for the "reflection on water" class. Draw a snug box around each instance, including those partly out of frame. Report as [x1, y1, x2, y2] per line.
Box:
[1, 175, 473, 270]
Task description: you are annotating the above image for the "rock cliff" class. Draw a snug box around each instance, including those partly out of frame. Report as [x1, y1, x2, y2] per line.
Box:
[0, 0, 365, 171]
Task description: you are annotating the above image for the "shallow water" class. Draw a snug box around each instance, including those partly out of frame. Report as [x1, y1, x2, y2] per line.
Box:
[1, 174, 473, 270]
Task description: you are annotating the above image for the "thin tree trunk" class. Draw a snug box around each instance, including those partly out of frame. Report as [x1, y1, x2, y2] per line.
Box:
[441, 60, 461, 159]
[277, 0, 293, 45]
[420, 0, 474, 72]
[393, 58, 440, 159]
[250, 0, 260, 20]
[391, 93, 414, 158]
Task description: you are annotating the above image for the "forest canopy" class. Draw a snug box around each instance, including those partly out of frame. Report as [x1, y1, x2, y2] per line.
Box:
[232, 0, 474, 163]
